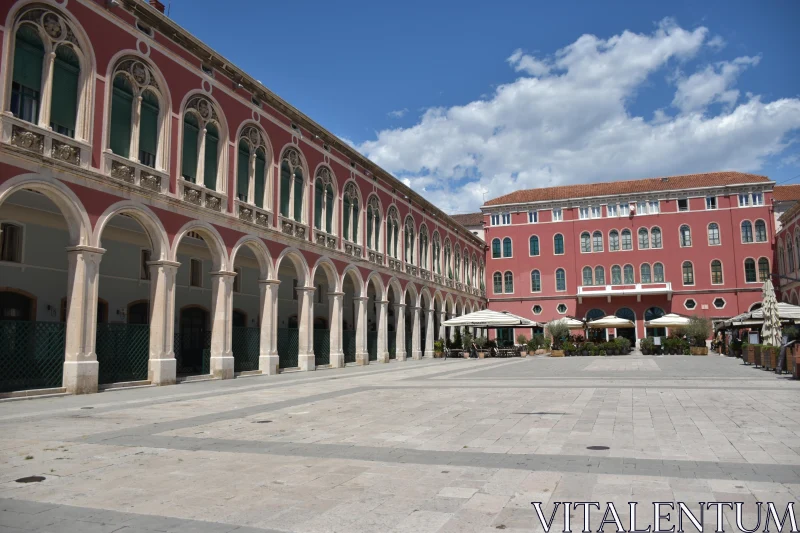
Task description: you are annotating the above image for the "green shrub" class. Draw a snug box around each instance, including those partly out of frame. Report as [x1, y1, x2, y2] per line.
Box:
[516, 334, 528, 346]
[546, 320, 570, 350]
[461, 331, 473, 351]
[685, 316, 711, 347]
[474, 336, 487, 349]
[433, 340, 445, 353]
[615, 337, 631, 354]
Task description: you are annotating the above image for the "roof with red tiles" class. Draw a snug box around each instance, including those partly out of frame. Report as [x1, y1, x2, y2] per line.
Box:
[773, 184, 800, 202]
[450, 213, 484, 226]
[484, 171, 771, 207]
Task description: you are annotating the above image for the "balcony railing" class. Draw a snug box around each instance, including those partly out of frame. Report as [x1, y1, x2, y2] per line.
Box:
[279, 216, 307, 240]
[179, 179, 224, 212]
[367, 249, 384, 265]
[235, 200, 270, 228]
[314, 229, 337, 249]
[405, 263, 418, 277]
[105, 151, 169, 195]
[577, 282, 673, 303]
[343, 240, 363, 258]
[2, 114, 90, 169]
[388, 258, 403, 272]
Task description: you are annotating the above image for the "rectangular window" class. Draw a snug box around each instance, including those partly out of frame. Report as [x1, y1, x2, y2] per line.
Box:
[579, 207, 589, 220]
[648, 201, 659, 214]
[490, 214, 499, 225]
[637, 201, 646, 214]
[706, 196, 717, 210]
[621, 203, 631, 216]
[739, 193, 750, 207]
[0, 223, 23, 263]
[678, 199, 689, 212]
[140, 249, 151, 280]
[753, 192, 764, 206]
[607, 204, 618, 217]
[552, 208, 562, 222]
[501, 213, 511, 225]
[190, 258, 202, 288]
[528, 211, 538, 223]
[233, 267, 242, 293]
[591, 206, 601, 219]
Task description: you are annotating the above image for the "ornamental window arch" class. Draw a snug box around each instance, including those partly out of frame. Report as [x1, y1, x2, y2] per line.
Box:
[418, 223, 429, 269]
[386, 205, 400, 259]
[341, 180, 361, 243]
[180, 93, 227, 193]
[235, 123, 272, 210]
[365, 194, 382, 252]
[278, 146, 307, 223]
[5, 4, 95, 142]
[313, 166, 336, 235]
[403, 215, 415, 264]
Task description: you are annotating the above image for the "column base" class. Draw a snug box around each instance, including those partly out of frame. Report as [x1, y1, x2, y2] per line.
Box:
[424, 350, 434, 358]
[330, 351, 345, 368]
[210, 355, 234, 380]
[356, 352, 370, 365]
[148, 357, 176, 385]
[396, 350, 407, 362]
[259, 354, 279, 375]
[63, 360, 98, 395]
[412, 351, 423, 360]
[298, 353, 316, 371]
[377, 352, 389, 363]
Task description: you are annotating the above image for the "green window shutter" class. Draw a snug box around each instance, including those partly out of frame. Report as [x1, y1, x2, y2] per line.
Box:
[138, 90, 159, 163]
[12, 27, 43, 91]
[110, 78, 133, 158]
[280, 162, 291, 216]
[366, 211, 373, 248]
[314, 181, 323, 230]
[293, 172, 303, 222]
[254, 150, 266, 208]
[204, 125, 219, 191]
[236, 142, 249, 202]
[352, 205, 359, 243]
[342, 197, 351, 240]
[50, 46, 79, 137]
[393, 225, 399, 258]
[325, 186, 334, 232]
[375, 215, 381, 249]
[181, 114, 198, 182]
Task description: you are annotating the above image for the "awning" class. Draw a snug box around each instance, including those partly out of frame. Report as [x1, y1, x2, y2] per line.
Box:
[722, 302, 800, 327]
[644, 313, 690, 328]
[552, 317, 585, 329]
[442, 309, 537, 328]
[587, 315, 635, 329]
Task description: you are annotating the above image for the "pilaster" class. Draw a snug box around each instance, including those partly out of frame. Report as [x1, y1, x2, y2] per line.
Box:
[296, 286, 316, 371]
[258, 279, 280, 375]
[209, 270, 236, 379]
[147, 260, 180, 385]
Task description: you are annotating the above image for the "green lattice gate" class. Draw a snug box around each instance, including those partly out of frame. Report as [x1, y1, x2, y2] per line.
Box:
[314, 329, 330, 366]
[175, 330, 211, 376]
[96, 324, 149, 385]
[420, 328, 426, 357]
[277, 328, 298, 368]
[388, 331, 396, 359]
[232, 327, 259, 372]
[367, 331, 377, 361]
[0, 320, 65, 393]
[342, 330, 356, 363]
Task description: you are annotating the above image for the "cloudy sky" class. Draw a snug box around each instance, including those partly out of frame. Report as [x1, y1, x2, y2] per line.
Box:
[175, 0, 800, 214]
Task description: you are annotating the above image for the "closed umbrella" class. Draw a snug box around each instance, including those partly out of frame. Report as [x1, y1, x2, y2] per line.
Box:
[760, 280, 782, 347]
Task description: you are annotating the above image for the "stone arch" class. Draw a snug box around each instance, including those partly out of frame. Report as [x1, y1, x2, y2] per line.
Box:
[310, 256, 339, 292]
[0, 173, 91, 246]
[386, 276, 403, 303]
[93, 201, 169, 261]
[341, 264, 365, 298]
[170, 220, 229, 272]
[403, 282, 419, 308]
[444, 293, 455, 310]
[229, 235, 273, 280]
[433, 290, 444, 309]
[366, 271, 386, 301]
[419, 287, 433, 311]
[274, 247, 310, 287]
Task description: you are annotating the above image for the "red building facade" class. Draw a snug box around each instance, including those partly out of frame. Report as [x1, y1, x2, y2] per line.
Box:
[482, 172, 775, 343]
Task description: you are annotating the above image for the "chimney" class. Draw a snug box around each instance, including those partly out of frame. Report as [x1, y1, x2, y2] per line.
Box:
[149, 0, 166, 13]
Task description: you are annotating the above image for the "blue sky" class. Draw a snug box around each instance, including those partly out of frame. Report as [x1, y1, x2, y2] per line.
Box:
[170, 0, 800, 213]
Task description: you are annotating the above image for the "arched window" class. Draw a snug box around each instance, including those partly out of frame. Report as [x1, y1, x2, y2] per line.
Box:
[9, 7, 90, 141]
[404, 216, 415, 264]
[109, 57, 164, 169]
[471, 254, 477, 286]
[755, 220, 767, 242]
[592, 231, 603, 252]
[779, 246, 785, 276]
[491, 238, 501, 258]
[314, 167, 335, 234]
[555, 268, 566, 291]
[744, 258, 757, 282]
[386, 207, 400, 259]
[615, 308, 635, 323]
[464, 255, 471, 286]
[554, 234, 564, 254]
[182, 95, 223, 191]
[580, 232, 591, 253]
[432, 233, 441, 274]
[623, 264, 634, 284]
[711, 259, 723, 284]
[586, 308, 605, 322]
[651, 227, 662, 249]
[582, 266, 593, 286]
[504, 271, 513, 293]
[758, 257, 770, 281]
[611, 265, 621, 285]
[645, 307, 665, 322]
[342, 182, 360, 243]
[418, 225, 429, 269]
[609, 230, 620, 251]
[654, 262, 664, 282]
[741, 221, 753, 243]
[235, 125, 269, 209]
[529, 235, 539, 256]
[444, 240, 452, 279]
[366, 196, 382, 251]
[638, 228, 649, 249]
[595, 266, 605, 285]
[531, 270, 541, 292]
[493, 272, 502, 294]
[789, 240, 795, 272]
[621, 229, 632, 250]
[502, 237, 512, 258]
[682, 261, 694, 285]
[454, 248, 461, 281]
[641, 263, 651, 283]
[680, 225, 692, 247]
[707, 223, 720, 246]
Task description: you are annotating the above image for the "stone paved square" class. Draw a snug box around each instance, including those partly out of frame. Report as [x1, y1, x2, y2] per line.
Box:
[1, 356, 799, 532]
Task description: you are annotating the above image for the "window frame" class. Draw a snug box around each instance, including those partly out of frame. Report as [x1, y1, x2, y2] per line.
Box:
[502, 237, 513, 258]
[492, 271, 503, 294]
[640, 263, 651, 284]
[528, 235, 540, 257]
[530, 269, 541, 293]
[609, 230, 620, 252]
[552, 208, 563, 222]
[0, 221, 25, 264]
[706, 196, 717, 210]
[682, 261, 695, 286]
[710, 259, 723, 285]
[638, 227, 649, 250]
[650, 227, 662, 249]
[554, 234, 565, 255]
[528, 211, 538, 223]
[707, 222, 721, 246]
[555, 268, 566, 292]
[621, 229, 632, 251]
[503, 271, 514, 294]
[741, 220, 754, 244]
[679, 225, 692, 247]
[189, 257, 203, 288]
[592, 231, 603, 252]
[580, 232, 591, 253]
[754, 219, 767, 242]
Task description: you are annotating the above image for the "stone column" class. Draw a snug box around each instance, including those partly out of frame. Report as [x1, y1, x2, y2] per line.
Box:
[449, 315, 455, 342]
[424, 308, 435, 358]
[296, 286, 316, 371]
[411, 306, 422, 360]
[258, 279, 280, 375]
[329, 292, 344, 368]
[376, 300, 389, 363]
[37, 51, 56, 130]
[63, 246, 104, 394]
[394, 303, 406, 361]
[209, 271, 236, 379]
[354, 296, 369, 365]
[439, 311, 446, 345]
[196, 126, 207, 188]
[147, 260, 179, 385]
[130, 95, 142, 162]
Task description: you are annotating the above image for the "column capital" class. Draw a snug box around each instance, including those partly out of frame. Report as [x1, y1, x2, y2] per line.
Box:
[354, 296, 369, 301]
[393, 303, 407, 309]
[147, 260, 181, 269]
[258, 279, 281, 286]
[376, 300, 390, 305]
[66, 245, 105, 256]
[328, 291, 345, 297]
[295, 286, 316, 292]
[210, 270, 237, 278]
[410, 305, 421, 311]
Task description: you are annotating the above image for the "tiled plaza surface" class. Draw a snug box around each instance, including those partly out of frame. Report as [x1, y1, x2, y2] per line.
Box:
[1, 355, 799, 532]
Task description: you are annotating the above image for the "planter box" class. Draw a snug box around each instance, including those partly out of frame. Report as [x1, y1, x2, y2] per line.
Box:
[434, 352, 443, 359]
[787, 351, 796, 376]
[550, 350, 565, 357]
[478, 351, 486, 359]
[463, 352, 470, 359]
[744, 346, 754, 364]
[753, 346, 762, 367]
[690, 347, 708, 356]
[519, 351, 528, 358]
[767, 347, 780, 371]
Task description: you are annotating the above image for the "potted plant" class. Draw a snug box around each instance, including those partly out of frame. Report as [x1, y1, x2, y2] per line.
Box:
[640, 337, 652, 355]
[433, 339, 445, 358]
[475, 336, 487, 358]
[517, 334, 529, 357]
[542, 338, 551, 354]
[546, 320, 569, 357]
[583, 341, 594, 356]
[686, 316, 711, 355]
[461, 331, 473, 358]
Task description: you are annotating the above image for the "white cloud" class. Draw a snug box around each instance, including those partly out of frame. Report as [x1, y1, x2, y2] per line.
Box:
[358, 19, 800, 214]
[672, 55, 761, 113]
[707, 35, 727, 51]
[388, 108, 408, 119]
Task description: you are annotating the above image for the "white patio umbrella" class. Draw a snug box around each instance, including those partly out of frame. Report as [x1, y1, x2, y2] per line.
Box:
[555, 316, 586, 329]
[442, 309, 537, 328]
[587, 315, 635, 329]
[644, 313, 691, 328]
[760, 280, 782, 347]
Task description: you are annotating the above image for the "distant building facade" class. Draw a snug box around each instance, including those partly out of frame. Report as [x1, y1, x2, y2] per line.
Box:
[451, 213, 485, 242]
